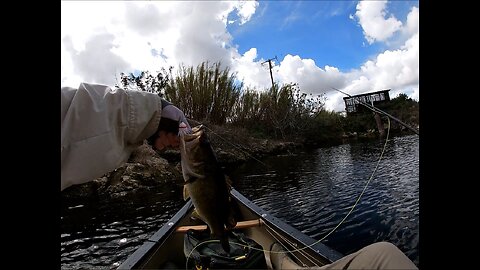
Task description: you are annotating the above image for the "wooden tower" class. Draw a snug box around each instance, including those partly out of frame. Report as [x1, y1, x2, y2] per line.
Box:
[343, 89, 391, 137]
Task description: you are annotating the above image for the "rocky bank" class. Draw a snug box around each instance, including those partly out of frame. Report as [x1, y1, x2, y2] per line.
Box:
[61, 125, 302, 211]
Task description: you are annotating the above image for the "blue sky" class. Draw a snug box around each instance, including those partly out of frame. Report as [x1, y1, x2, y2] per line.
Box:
[229, 1, 371, 71]
[61, 1, 419, 112]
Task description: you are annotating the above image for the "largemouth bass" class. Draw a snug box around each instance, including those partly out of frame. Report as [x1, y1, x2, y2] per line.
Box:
[180, 125, 237, 253]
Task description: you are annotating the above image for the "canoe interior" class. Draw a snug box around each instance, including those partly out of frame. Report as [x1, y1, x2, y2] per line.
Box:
[118, 189, 343, 269]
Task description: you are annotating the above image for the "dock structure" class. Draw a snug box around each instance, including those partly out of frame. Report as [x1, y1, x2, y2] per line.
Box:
[343, 89, 391, 137]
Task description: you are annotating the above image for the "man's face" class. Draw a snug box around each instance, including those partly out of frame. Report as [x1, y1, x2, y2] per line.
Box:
[153, 130, 180, 151]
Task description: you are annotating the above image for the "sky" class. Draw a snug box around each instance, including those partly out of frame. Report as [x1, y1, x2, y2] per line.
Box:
[61, 0, 419, 112]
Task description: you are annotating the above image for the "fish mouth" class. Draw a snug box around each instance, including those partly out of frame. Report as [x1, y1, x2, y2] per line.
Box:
[180, 124, 207, 182]
[182, 125, 204, 142]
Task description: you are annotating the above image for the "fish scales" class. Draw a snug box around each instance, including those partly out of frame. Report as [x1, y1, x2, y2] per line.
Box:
[180, 125, 236, 253]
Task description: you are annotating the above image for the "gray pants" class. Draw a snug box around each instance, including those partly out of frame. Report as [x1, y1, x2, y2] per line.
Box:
[271, 241, 418, 269]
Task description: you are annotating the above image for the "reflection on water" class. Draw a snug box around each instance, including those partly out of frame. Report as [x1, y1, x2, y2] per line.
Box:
[61, 186, 186, 269]
[60, 135, 419, 269]
[231, 135, 419, 266]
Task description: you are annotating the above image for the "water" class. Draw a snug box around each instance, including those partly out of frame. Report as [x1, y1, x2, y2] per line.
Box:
[231, 134, 419, 266]
[61, 187, 186, 269]
[60, 134, 419, 269]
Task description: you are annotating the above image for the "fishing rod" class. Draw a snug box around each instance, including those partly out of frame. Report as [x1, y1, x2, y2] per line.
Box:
[181, 106, 396, 261]
[185, 118, 270, 168]
[331, 87, 419, 135]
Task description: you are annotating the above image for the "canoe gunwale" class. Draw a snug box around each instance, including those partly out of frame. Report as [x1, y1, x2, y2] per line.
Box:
[118, 189, 344, 269]
[230, 189, 343, 264]
[118, 200, 193, 269]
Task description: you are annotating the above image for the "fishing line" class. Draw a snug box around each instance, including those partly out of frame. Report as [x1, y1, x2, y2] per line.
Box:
[183, 96, 393, 265]
[185, 239, 219, 270]
[314, 117, 391, 243]
[263, 224, 320, 267]
[184, 238, 310, 270]
[331, 87, 419, 135]
[186, 118, 270, 169]
[262, 224, 312, 266]
[185, 117, 391, 268]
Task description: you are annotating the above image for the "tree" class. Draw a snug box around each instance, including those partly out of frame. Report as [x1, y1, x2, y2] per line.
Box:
[164, 61, 242, 125]
[115, 67, 173, 95]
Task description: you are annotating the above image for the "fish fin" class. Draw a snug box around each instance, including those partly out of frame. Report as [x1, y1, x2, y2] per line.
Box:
[182, 161, 205, 180]
[184, 176, 199, 184]
[191, 125, 203, 133]
[183, 185, 190, 200]
[190, 209, 205, 222]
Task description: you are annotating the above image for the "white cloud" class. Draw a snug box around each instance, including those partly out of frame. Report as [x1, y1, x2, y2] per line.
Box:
[61, 1, 259, 88]
[355, 0, 402, 44]
[341, 3, 419, 106]
[231, 52, 348, 95]
[124, 2, 173, 36]
[321, 2, 419, 111]
[325, 92, 351, 112]
[171, 1, 235, 68]
[410, 86, 419, 101]
[236, 0, 259, 25]
[267, 3, 418, 112]
[61, 1, 418, 113]
[318, 35, 419, 111]
[231, 48, 272, 90]
[361, 35, 418, 90]
[63, 34, 131, 86]
[404, 6, 419, 37]
[277, 55, 347, 94]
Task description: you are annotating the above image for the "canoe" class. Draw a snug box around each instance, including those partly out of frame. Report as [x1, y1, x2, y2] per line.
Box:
[118, 188, 343, 269]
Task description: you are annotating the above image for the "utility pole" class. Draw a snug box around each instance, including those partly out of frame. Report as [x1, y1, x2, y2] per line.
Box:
[262, 56, 278, 89]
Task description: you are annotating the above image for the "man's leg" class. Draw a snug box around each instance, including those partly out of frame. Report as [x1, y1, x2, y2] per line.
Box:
[320, 242, 418, 270]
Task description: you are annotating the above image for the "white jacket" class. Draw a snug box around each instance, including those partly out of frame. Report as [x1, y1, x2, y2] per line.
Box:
[61, 83, 162, 191]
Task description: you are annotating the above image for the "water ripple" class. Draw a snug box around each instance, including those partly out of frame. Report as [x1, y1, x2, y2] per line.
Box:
[61, 135, 419, 269]
[233, 135, 419, 266]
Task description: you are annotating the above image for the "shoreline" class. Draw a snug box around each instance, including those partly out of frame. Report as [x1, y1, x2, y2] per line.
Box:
[61, 125, 416, 210]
